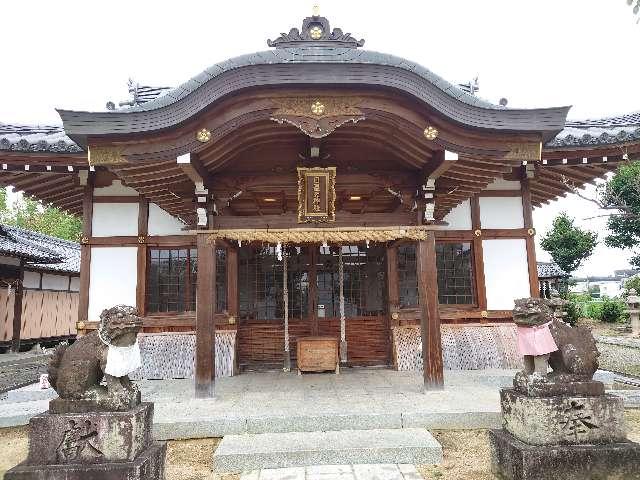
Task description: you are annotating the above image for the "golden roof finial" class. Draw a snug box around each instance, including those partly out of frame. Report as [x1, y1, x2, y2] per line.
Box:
[312, 4, 320, 16]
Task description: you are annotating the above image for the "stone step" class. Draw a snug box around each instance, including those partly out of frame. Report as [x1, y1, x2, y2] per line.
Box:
[213, 428, 442, 473]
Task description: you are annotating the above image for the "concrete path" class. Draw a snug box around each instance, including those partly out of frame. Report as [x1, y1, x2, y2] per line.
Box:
[240, 464, 423, 480]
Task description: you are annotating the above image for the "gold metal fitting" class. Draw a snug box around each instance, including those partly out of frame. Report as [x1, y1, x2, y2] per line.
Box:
[81, 236, 89, 244]
[196, 128, 212, 143]
[228, 316, 236, 325]
[481, 310, 488, 318]
[310, 100, 325, 116]
[423, 126, 439, 140]
[76, 321, 86, 331]
[138, 235, 147, 244]
[391, 312, 399, 320]
[474, 229, 482, 237]
[309, 25, 323, 39]
[527, 228, 536, 236]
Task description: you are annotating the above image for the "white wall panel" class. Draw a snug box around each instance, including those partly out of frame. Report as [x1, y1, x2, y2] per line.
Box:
[93, 180, 139, 196]
[441, 200, 472, 230]
[92, 203, 139, 237]
[483, 239, 530, 310]
[23, 271, 41, 289]
[70, 277, 80, 292]
[42, 273, 70, 291]
[88, 247, 137, 321]
[479, 197, 524, 229]
[148, 203, 187, 236]
[485, 179, 521, 190]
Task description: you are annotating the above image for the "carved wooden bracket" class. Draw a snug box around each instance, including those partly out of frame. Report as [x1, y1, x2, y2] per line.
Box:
[270, 97, 365, 138]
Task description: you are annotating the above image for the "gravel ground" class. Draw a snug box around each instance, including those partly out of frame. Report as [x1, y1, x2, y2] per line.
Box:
[2, 411, 639, 479]
[0, 356, 50, 396]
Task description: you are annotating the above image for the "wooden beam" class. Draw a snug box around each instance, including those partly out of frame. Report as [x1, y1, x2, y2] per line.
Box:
[78, 174, 94, 324]
[195, 234, 216, 398]
[417, 232, 444, 390]
[422, 150, 458, 180]
[177, 152, 214, 188]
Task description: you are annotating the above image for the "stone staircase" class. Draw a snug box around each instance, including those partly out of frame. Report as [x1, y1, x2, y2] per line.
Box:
[213, 428, 442, 473]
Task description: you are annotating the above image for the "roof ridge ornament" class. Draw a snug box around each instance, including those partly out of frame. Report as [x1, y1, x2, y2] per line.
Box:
[267, 10, 365, 49]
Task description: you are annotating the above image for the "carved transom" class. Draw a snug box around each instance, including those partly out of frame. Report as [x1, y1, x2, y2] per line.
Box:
[270, 97, 365, 138]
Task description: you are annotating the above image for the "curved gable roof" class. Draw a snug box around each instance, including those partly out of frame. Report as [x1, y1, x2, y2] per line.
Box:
[58, 15, 570, 147]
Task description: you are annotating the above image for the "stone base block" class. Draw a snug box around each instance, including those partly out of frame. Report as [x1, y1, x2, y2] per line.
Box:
[49, 393, 141, 414]
[489, 429, 640, 480]
[501, 389, 626, 445]
[513, 372, 605, 397]
[5, 441, 166, 480]
[27, 402, 153, 465]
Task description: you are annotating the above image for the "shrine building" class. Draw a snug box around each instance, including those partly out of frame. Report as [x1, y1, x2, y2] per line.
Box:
[1, 12, 639, 396]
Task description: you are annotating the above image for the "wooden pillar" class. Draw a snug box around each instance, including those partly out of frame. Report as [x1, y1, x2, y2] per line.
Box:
[10, 260, 24, 353]
[78, 175, 94, 327]
[227, 247, 239, 319]
[136, 198, 149, 316]
[521, 175, 540, 298]
[386, 245, 400, 325]
[195, 233, 216, 398]
[417, 232, 444, 390]
[470, 196, 488, 313]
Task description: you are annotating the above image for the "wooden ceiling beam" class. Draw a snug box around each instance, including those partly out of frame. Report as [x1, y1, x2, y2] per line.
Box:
[177, 152, 214, 189]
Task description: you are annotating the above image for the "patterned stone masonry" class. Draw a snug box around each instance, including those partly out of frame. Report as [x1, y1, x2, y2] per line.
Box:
[392, 325, 521, 371]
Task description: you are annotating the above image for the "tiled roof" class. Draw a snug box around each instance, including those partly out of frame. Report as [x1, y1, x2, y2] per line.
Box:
[545, 112, 640, 148]
[0, 225, 80, 273]
[0, 123, 83, 153]
[537, 261, 568, 279]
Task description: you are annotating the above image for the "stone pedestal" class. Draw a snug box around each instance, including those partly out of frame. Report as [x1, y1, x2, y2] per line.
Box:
[489, 429, 640, 480]
[5, 402, 166, 480]
[501, 389, 626, 446]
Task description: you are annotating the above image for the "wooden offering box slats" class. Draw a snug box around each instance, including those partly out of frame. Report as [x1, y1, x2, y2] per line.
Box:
[297, 336, 339, 374]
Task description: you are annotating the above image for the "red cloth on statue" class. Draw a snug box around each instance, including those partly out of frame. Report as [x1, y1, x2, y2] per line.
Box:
[516, 321, 558, 356]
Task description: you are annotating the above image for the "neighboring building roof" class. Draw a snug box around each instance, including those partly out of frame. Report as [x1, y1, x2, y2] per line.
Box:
[57, 15, 570, 146]
[545, 112, 640, 149]
[537, 261, 568, 279]
[0, 124, 82, 154]
[0, 225, 80, 274]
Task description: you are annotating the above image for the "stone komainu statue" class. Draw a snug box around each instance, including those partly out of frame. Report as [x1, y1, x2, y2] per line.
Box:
[48, 305, 143, 412]
[512, 297, 602, 396]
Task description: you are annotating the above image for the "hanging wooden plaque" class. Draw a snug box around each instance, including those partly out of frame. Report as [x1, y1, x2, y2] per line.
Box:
[297, 167, 336, 223]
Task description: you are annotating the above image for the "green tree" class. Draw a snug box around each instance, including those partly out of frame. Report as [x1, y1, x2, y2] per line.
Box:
[0, 187, 82, 242]
[602, 161, 640, 266]
[540, 212, 598, 274]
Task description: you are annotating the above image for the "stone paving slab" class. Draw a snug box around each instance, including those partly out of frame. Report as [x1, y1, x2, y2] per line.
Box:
[240, 464, 423, 480]
[215, 429, 441, 473]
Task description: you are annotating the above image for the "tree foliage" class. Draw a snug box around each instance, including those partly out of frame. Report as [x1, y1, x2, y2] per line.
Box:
[540, 212, 598, 274]
[601, 162, 640, 266]
[0, 187, 82, 242]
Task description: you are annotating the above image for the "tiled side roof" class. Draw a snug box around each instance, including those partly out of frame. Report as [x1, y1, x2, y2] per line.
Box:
[537, 261, 568, 279]
[545, 112, 640, 148]
[0, 225, 80, 273]
[0, 123, 83, 153]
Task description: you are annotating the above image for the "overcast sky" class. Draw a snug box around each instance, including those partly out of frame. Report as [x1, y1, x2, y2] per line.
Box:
[1, 1, 638, 276]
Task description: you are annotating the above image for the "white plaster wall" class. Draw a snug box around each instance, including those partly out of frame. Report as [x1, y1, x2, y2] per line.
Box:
[93, 180, 139, 197]
[23, 271, 41, 289]
[70, 277, 80, 292]
[479, 197, 524, 229]
[92, 203, 139, 237]
[483, 239, 530, 310]
[42, 273, 70, 291]
[441, 199, 472, 230]
[88, 247, 137, 321]
[0, 255, 20, 266]
[485, 179, 521, 190]
[148, 203, 187, 236]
